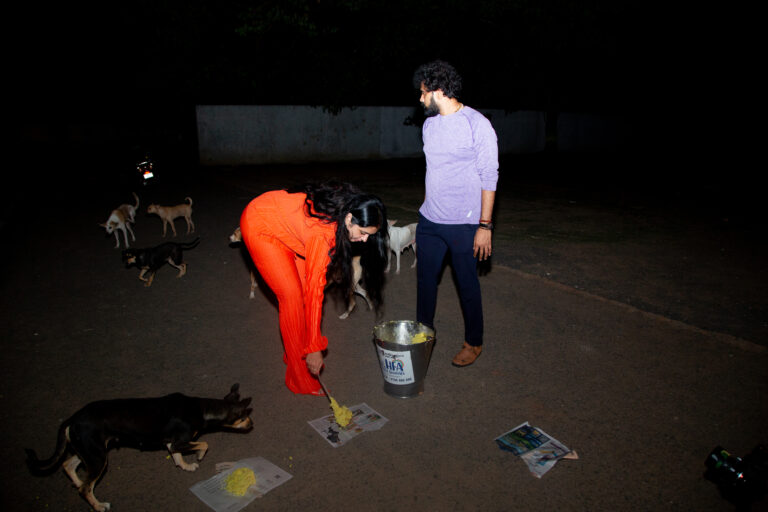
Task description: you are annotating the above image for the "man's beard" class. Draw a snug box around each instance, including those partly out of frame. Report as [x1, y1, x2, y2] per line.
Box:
[422, 100, 440, 117]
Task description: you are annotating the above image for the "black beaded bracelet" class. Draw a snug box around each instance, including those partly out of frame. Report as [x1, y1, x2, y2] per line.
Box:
[478, 222, 494, 231]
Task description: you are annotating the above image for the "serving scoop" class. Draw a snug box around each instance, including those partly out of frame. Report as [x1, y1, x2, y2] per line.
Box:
[317, 375, 332, 404]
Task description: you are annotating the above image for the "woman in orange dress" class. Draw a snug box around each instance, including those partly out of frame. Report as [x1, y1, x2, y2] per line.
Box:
[240, 181, 388, 395]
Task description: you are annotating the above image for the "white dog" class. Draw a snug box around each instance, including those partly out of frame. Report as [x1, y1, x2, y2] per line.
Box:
[99, 192, 139, 248]
[385, 220, 417, 274]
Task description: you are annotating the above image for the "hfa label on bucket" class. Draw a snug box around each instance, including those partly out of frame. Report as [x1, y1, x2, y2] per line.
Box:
[376, 347, 415, 384]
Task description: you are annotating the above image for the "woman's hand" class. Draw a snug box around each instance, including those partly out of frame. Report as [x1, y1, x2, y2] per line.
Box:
[306, 351, 324, 375]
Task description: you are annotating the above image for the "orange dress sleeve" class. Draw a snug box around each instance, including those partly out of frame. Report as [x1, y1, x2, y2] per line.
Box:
[303, 234, 332, 354]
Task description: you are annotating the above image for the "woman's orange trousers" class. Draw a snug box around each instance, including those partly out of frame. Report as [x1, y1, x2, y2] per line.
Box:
[242, 234, 322, 395]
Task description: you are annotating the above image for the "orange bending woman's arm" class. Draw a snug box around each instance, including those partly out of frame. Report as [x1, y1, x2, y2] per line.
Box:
[303, 235, 331, 354]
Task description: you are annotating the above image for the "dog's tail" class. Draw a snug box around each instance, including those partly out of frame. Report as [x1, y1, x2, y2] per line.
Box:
[185, 197, 193, 206]
[25, 422, 69, 475]
[132, 191, 140, 209]
[180, 237, 201, 250]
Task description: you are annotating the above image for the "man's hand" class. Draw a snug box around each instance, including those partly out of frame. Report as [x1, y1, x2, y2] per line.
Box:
[473, 228, 492, 260]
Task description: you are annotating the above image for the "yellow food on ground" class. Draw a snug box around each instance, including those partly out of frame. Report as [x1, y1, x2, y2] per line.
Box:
[329, 397, 353, 427]
[223, 467, 257, 496]
[411, 332, 429, 344]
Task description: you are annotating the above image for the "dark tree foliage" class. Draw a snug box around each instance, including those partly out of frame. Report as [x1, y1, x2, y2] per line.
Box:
[232, 0, 640, 112]
[15, 0, 643, 115]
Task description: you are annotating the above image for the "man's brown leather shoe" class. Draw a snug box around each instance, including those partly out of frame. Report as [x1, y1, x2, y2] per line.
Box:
[452, 342, 482, 367]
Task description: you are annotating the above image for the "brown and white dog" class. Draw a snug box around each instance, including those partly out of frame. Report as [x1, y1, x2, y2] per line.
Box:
[25, 384, 253, 512]
[147, 197, 194, 237]
[118, 192, 140, 225]
[99, 193, 139, 248]
[229, 227, 258, 299]
[338, 255, 370, 319]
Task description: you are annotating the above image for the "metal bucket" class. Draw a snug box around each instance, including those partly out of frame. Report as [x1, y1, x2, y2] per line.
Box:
[373, 320, 436, 398]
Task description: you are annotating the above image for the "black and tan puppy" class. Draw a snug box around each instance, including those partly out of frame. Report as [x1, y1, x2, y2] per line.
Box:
[25, 383, 253, 512]
[122, 237, 200, 287]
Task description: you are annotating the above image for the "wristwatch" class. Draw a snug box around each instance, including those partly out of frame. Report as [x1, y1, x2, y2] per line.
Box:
[478, 222, 494, 231]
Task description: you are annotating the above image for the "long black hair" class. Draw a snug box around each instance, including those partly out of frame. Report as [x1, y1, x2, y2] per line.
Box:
[286, 180, 389, 312]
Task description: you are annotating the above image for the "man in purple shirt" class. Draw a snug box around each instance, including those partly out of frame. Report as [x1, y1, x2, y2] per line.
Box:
[412, 60, 499, 367]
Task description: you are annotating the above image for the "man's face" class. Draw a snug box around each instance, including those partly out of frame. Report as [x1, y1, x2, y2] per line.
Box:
[419, 83, 439, 117]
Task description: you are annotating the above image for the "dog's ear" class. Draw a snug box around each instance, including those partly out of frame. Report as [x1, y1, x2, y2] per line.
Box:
[240, 397, 252, 408]
[224, 383, 240, 401]
[389, 219, 397, 226]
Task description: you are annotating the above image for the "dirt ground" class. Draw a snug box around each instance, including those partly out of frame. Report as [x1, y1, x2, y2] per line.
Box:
[1, 155, 766, 511]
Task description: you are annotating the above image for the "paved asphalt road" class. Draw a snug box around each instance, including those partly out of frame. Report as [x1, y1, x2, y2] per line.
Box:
[1, 155, 765, 511]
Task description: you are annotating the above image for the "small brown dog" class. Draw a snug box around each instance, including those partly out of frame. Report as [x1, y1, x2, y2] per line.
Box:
[147, 197, 194, 237]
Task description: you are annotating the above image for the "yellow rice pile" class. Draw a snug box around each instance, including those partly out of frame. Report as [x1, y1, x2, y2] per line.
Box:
[223, 467, 257, 496]
[329, 397, 353, 427]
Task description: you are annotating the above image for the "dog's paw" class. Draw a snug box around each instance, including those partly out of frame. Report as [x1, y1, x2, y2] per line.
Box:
[94, 502, 111, 512]
[183, 462, 199, 472]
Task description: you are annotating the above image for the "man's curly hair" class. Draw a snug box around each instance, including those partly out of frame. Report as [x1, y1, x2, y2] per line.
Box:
[413, 60, 463, 99]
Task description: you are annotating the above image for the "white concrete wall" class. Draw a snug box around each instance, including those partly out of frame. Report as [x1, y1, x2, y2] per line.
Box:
[196, 105, 546, 165]
[557, 113, 632, 152]
[484, 109, 547, 155]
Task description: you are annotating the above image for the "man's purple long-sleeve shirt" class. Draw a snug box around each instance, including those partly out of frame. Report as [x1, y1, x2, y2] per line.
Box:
[419, 105, 499, 225]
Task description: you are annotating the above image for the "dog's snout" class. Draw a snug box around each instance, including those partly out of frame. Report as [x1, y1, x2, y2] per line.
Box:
[230, 416, 253, 430]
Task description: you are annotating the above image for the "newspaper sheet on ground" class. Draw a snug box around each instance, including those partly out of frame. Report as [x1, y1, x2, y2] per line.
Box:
[495, 421, 574, 478]
[308, 402, 388, 447]
[190, 457, 292, 512]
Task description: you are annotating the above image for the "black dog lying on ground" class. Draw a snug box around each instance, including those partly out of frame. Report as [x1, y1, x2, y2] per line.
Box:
[25, 383, 253, 512]
[122, 237, 200, 287]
